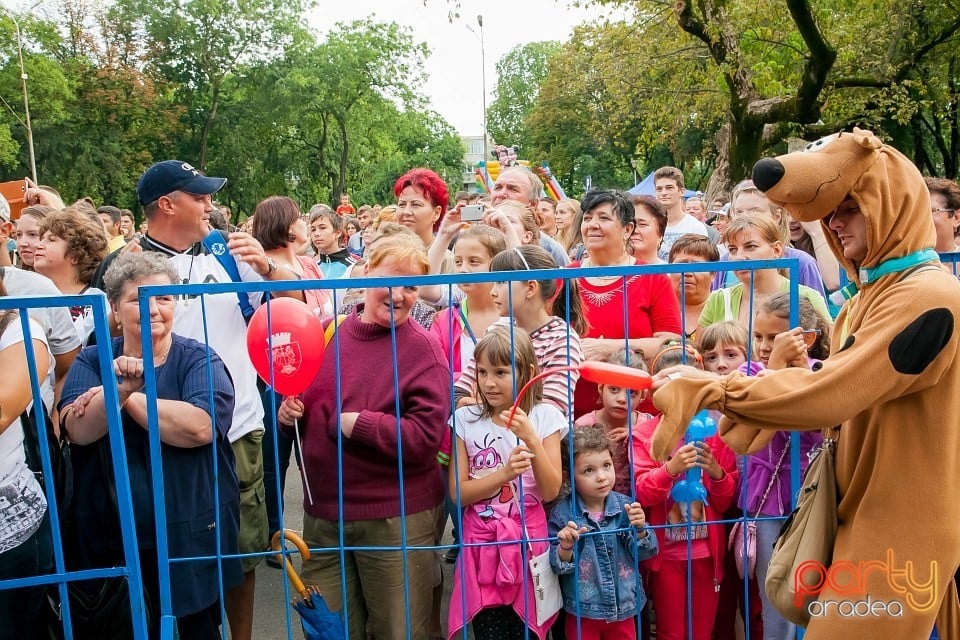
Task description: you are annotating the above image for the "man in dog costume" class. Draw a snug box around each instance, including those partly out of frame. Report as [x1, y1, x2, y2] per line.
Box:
[649, 128, 960, 639]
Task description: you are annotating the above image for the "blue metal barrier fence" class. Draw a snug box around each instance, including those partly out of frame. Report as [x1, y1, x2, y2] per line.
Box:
[4, 257, 817, 640]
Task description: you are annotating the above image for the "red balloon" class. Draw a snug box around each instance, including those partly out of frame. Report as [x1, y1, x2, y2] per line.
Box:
[246, 298, 326, 395]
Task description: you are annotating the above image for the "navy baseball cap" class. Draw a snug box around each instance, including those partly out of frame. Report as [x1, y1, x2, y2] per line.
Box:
[137, 160, 227, 205]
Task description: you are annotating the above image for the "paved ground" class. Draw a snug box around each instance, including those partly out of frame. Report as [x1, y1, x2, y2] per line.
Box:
[251, 464, 305, 639]
[250, 466, 463, 640]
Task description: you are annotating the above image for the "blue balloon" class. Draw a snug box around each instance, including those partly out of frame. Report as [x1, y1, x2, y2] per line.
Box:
[669, 410, 718, 508]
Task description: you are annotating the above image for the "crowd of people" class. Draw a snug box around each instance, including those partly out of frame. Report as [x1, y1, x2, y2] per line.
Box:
[0, 146, 958, 640]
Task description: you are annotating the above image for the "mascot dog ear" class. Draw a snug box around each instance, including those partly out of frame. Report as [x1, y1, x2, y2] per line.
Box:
[751, 128, 884, 223]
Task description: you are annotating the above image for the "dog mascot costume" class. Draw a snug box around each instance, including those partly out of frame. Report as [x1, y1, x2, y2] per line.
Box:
[651, 128, 960, 639]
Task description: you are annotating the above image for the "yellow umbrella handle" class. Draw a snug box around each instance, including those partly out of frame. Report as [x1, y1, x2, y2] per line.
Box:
[271, 529, 311, 599]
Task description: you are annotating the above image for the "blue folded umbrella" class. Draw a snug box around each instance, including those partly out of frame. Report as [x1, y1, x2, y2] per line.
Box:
[292, 587, 345, 640]
[272, 529, 345, 640]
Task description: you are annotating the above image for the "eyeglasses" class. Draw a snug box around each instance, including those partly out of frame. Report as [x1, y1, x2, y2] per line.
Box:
[932, 208, 956, 216]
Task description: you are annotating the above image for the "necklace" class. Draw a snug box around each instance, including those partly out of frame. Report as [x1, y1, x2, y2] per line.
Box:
[123, 344, 171, 365]
[153, 348, 171, 365]
[583, 254, 636, 283]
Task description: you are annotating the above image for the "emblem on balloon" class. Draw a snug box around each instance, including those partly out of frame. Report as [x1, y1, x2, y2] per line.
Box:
[246, 298, 327, 396]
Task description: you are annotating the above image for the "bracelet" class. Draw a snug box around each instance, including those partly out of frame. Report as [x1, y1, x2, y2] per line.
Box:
[265, 257, 278, 276]
[559, 543, 574, 551]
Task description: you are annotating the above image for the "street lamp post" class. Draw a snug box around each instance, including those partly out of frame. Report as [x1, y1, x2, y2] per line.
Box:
[477, 15, 487, 164]
[467, 17, 488, 163]
[11, 1, 43, 183]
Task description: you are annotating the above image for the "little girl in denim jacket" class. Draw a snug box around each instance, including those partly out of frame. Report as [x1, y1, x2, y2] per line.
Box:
[549, 426, 658, 639]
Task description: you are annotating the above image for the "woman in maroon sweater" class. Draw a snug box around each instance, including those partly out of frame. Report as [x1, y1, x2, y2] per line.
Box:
[279, 234, 450, 640]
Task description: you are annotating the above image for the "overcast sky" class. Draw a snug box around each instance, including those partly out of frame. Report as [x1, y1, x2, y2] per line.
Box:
[309, 0, 607, 136]
[3, 0, 605, 136]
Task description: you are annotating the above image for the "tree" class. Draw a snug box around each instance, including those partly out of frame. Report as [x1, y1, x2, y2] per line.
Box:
[266, 19, 438, 200]
[914, 53, 959, 178]
[521, 0, 960, 196]
[116, 0, 309, 170]
[486, 41, 561, 151]
[0, 11, 73, 172]
[0, 5, 465, 212]
[204, 20, 464, 211]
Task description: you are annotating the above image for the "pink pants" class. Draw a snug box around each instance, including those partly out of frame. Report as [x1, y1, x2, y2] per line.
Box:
[564, 614, 636, 640]
[648, 557, 719, 640]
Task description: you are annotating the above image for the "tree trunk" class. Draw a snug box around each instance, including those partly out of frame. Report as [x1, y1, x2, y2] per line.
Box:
[704, 112, 765, 198]
[729, 113, 765, 184]
[335, 114, 349, 198]
[911, 115, 934, 176]
[705, 122, 732, 200]
[947, 56, 959, 179]
[198, 82, 221, 171]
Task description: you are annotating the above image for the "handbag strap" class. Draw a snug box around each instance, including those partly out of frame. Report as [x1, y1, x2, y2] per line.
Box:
[756, 438, 790, 512]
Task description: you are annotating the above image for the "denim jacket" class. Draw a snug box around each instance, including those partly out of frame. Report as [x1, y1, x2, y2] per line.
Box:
[548, 491, 658, 622]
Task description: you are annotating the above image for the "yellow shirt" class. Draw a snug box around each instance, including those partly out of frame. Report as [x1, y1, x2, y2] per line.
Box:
[107, 235, 126, 253]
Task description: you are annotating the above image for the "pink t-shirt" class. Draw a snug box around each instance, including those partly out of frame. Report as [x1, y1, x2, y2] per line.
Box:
[297, 255, 333, 317]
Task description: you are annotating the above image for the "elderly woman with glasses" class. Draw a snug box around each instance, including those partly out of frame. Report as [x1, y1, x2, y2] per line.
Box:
[60, 252, 242, 639]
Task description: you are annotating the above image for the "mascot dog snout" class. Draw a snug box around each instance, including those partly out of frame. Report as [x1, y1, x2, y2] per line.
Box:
[752, 157, 786, 192]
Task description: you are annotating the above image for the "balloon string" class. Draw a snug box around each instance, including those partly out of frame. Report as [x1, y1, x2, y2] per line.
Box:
[294, 418, 314, 506]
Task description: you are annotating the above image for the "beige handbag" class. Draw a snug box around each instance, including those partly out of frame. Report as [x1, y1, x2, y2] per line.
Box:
[764, 430, 839, 627]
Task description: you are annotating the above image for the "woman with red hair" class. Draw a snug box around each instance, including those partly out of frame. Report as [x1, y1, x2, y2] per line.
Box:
[393, 168, 454, 273]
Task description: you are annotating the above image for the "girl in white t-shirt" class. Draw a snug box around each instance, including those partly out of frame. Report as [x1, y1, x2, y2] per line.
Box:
[448, 326, 565, 640]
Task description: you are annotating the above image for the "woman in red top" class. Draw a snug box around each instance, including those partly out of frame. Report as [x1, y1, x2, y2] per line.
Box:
[569, 189, 681, 417]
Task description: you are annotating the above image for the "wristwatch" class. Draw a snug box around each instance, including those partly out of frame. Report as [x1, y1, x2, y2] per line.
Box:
[265, 257, 278, 276]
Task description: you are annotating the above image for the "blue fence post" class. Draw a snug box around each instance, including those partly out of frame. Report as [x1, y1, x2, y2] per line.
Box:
[89, 292, 153, 640]
[0, 293, 149, 639]
[136, 290, 177, 638]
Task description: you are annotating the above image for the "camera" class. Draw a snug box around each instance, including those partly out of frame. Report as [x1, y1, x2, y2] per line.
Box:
[460, 204, 485, 222]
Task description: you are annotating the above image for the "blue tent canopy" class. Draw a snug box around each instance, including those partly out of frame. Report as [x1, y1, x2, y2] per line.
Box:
[628, 171, 699, 199]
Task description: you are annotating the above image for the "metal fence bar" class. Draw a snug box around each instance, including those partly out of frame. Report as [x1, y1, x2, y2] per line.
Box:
[0, 292, 148, 639]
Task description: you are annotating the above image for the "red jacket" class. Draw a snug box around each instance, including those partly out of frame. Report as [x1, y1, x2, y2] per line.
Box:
[632, 415, 738, 583]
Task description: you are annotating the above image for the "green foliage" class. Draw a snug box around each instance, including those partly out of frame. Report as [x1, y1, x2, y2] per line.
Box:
[525, 0, 960, 193]
[486, 41, 562, 151]
[0, 4, 465, 214]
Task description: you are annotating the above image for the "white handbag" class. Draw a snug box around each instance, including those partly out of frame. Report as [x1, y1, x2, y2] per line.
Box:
[528, 545, 562, 626]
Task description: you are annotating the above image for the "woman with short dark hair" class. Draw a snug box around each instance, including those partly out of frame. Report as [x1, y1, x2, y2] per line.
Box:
[569, 189, 681, 417]
[250, 196, 334, 552]
[250, 196, 331, 317]
[630, 195, 669, 264]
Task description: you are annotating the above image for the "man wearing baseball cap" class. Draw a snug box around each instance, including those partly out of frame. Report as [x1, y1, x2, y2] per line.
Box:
[93, 160, 302, 640]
